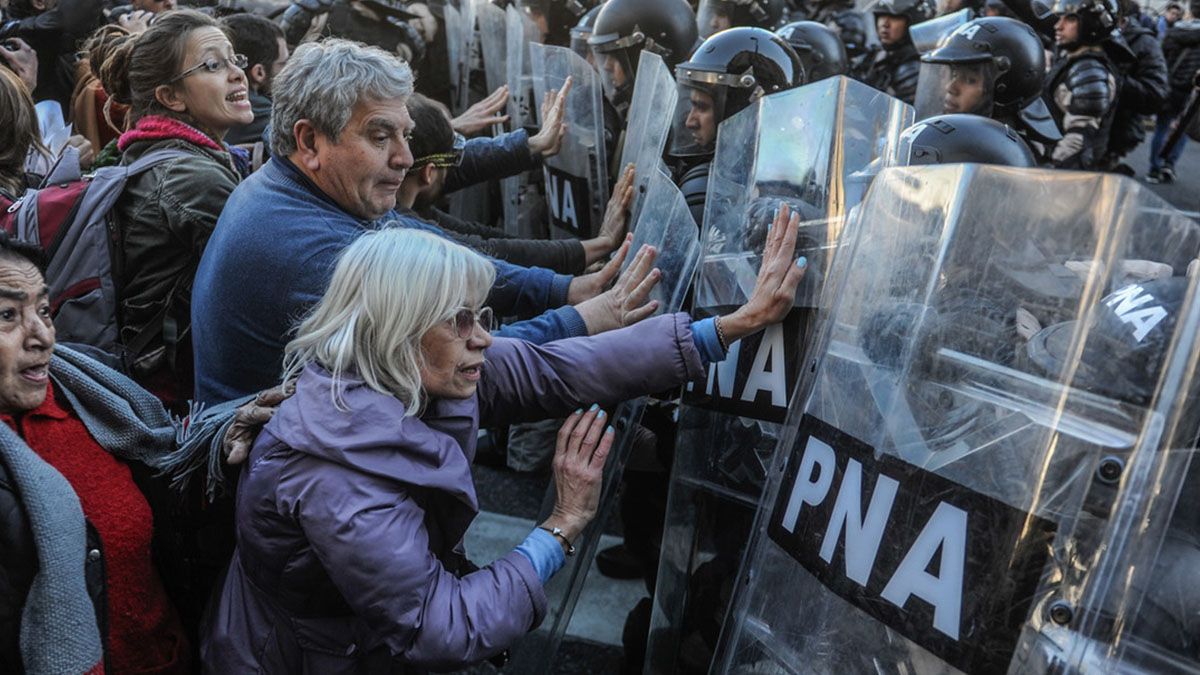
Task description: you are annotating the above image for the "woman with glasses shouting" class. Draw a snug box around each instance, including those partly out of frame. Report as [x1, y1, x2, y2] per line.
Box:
[97, 9, 254, 412]
[204, 210, 807, 672]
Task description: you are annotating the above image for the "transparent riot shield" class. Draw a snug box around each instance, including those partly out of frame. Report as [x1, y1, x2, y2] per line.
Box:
[910, 7, 972, 53]
[501, 5, 545, 238]
[644, 76, 914, 675]
[444, 3, 463, 109]
[712, 164, 1200, 675]
[503, 172, 702, 675]
[530, 43, 610, 240]
[619, 51, 678, 226]
[455, 0, 477, 115]
[476, 0, 507, 98]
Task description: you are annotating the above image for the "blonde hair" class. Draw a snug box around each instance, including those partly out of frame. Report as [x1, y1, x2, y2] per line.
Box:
[0, 68, 45, 196]
[282, 228, 496, 414]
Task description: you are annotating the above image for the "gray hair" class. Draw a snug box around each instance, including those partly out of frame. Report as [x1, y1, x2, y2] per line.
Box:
[282, 228, 496, 414]
[269, 38, 414, 157]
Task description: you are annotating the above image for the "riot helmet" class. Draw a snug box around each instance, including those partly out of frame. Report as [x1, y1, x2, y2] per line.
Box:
[776, 20, 849, 80]
[674, 26, 805, 156]
[1050, 0, 1117, 46]
[895, 114, 1037, 167]
[827, 9, 871, 58]
[983, 0, 1015, 17]
[696, 0, 788, 38]
[570, 3, 604, 62]
[873, 0, 938, 45]
[915, 17, 1046, 120]
[588, 0, 698, 110]
[523, 0, 601, 46]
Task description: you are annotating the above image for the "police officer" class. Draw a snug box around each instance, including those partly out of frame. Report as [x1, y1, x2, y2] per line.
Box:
[802, 0, 872, 72]
[1044, 0, 1129, 168]
[673, 26, 806, 224]
[696, 0, 788, 37]
[1102, 0, 1168, 174]
[776, 19, 850, 81]
[570, 3, 604, 64]
[860, 0, 936, 104]
[588, 0, 698, 115]
[524, 0, 602, 46]
[279, 0, 426, 63]
[918, 17, 1063, 158]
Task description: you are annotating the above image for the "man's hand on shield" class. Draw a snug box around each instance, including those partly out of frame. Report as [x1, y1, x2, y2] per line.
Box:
[451, 85, 510, 136]
[528, 76, 572, 158]
[581, 163, 636, 265]
[717, 204, 807, 344]
[573, 235, 662, 335]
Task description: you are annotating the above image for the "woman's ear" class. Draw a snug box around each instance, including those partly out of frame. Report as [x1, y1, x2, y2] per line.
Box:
[154, 83, 189, 114]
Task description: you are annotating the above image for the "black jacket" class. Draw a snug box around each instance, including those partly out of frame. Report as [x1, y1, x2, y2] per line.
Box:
[415, 205, 588, 274]
[860, 39, 921, 104]
[1163, 20, 1200, 115]
[1107, 22, 1169, 159]
[0, 0, 103, 108]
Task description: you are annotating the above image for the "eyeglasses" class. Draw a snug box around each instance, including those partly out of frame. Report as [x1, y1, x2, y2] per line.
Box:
[412, 132, 467, 169]
[449, 306, 495, 339]
[169, 53, 249, 84]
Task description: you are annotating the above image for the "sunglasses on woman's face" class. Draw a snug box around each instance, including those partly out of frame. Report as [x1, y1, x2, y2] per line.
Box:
[450, 306, 495, 339]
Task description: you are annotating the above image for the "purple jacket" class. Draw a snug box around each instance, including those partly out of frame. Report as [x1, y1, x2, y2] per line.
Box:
[201, 313, 704, 673]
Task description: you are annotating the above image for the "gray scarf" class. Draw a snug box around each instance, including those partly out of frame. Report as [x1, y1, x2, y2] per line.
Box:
[0, 345, 244, 673]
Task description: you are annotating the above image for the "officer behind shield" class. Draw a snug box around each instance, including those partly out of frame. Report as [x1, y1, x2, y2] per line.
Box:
[916, 17, 1063, 159]
[776, 20, 850, 81]
[570, 4, 604, 65]
[1044, 0, 1132, 168]
[587, 0, 699, 116]
[860, 0, 936, 104]
[673, 26, 806, 225]
[523, 0, 601, 47]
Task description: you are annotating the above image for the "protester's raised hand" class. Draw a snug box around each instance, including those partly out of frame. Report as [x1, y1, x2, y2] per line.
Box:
[598, 163, 636, 250]
[717, 203, 806, 344]
[540, 405, 615, 550]
[528, 76, 571, 157]
[574, 236, 661, 334]
[452, 85, 510, 136]
[0, 38, 38, 92]
[223, 381, 295, 465]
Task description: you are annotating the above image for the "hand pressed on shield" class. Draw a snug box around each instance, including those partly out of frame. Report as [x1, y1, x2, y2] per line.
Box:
[540, 405, 615, 551]
[717, 203, 807, 344]
[528, 76, 572, 158]
[580, 163, 636, 265]
[451, 85, 510, 136]
[222, 381, 296, 465]
[574, 236, 661, 334]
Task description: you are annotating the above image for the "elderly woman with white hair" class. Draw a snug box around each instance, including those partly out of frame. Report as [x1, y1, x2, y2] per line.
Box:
[202, 206, 807, 672]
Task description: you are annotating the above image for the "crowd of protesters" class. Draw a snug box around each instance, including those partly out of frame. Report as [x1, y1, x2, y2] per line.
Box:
[0, 0, 1197, 672]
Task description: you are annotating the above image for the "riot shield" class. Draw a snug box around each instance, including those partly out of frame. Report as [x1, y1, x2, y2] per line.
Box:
[444, 2, 465, 114]
[501, 5, 545, 238]
[619, 51, 678, 227]
[530, 44, 610, 239]
[643, 76, 914, 675]
[456, 0, 477, 114]
[910, 7, 971, 53]
[476, 0, 507, 98]
[503, 172, 702, 675]
[712, 165, 1200, 675]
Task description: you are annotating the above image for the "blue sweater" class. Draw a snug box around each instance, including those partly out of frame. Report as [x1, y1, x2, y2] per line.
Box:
[191, 156, 587, 404]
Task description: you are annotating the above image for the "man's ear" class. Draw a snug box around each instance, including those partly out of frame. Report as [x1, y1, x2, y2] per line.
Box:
[153, 83, 188, 114]
[293, 119, 322, 171]
[419, 163, 437, 187]
[248, 63, 267, 89]
[30, 0, 47, 11]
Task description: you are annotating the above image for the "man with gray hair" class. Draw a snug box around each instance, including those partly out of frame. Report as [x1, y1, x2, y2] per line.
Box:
[192, 39, 644, 405]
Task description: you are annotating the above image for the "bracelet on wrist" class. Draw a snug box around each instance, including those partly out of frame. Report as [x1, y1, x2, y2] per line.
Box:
[714, 316, 730, 352]
[539, 526, 577, 556]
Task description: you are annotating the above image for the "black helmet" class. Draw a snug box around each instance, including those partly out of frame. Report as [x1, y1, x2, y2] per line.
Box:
[570, 4, 605, 60]
[776, 20, 849, 80]
[697, 0, 788, 36]
[1050, 0, 1117, 44]
[589, 0, 698, 108]
[677, 26, 806, 121]
[922, 17, 1046, 111]
[897, 114, 1037, 166]
[827, 9, 870, 57]
[872, 0, 937, 24]
[523, 0, 601, 45]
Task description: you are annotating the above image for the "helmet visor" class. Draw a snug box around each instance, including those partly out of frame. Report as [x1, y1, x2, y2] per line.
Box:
[670, 82, 720, 157]
[593, 48, 635, 109]
[914, 60, 996, 120]
[570, 28, 595, 65]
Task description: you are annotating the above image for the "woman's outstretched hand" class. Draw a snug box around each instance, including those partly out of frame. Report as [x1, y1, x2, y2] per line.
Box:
[541, 406, 615, 549]
[717, 203, 807, 344]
